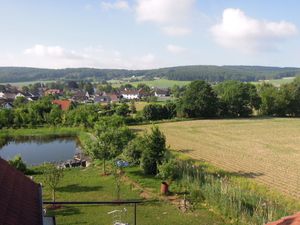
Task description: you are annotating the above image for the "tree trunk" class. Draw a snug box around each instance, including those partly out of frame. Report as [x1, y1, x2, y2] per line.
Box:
[52, 189, 56, 202]
[103, 159, 106, 175]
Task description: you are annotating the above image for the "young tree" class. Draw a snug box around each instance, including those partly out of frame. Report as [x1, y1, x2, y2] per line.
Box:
[141, 126, 167, 175]
[42, 163, 64, 203]
[130, 101, 137, 114]
[91, 116, 135, 174]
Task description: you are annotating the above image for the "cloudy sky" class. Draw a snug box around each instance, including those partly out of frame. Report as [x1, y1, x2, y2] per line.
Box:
[0, 0, 300, 69]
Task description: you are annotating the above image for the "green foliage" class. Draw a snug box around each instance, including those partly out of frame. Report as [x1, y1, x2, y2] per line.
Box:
[91, 116, 135, 174]
[176, 160, 292, 225]
[123, 137, 145, 165]
[13, 96, 28, 107]
[0, 66, 299, 83]
[143, 102, 176, 121]
[8, 155, 27, 173]
[157, 158, 178, 184]
[178, 80, 218, 118]
[215, 81, 261, 117]
[115, 103, 130, 117]
[258, 83, 279, 115]
[130, 101, 137, 114]
[141, 126, 167, 175]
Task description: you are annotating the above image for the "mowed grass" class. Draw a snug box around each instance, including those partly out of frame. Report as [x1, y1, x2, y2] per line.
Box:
[0, 80, 56, 87]
[34, 166, 226, 225]
[110, 78, 190, 88]
[252, 77, 296, 87]
[135, 118, 300, 198]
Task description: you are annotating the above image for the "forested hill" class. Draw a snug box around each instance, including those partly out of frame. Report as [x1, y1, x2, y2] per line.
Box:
[0, 65, 299, 83]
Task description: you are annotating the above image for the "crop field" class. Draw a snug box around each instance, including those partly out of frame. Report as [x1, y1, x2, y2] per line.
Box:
[136, 118, 300, 198]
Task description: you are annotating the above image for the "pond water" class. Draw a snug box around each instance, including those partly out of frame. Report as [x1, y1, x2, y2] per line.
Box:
[0, 136, 81, 165]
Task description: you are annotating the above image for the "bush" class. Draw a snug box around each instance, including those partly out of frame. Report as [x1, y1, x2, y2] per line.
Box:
[157, 159, 179, 184]
[123, 137, 144, 165]
[8, 155, 27, 173]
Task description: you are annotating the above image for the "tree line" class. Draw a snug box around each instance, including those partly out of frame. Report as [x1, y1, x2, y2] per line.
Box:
[142, 77, 300, 120]
[0, 65, 299, 83]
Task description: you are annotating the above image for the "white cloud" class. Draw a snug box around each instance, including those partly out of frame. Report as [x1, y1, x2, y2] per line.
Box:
[101, 0, 130, 10]
[135, 0, 194, 36]
[162, 26, 191, 36]
[1, 45, 161, 69]
[166, 44, 187, 54]
[24, 44, 85, 59]
[211, 8, 298, 53]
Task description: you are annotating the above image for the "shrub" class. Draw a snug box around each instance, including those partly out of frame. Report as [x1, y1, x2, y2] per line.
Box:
[123, 137, 144, 165]
[8, 155, 27, 173]
[157, 159, 179, 184]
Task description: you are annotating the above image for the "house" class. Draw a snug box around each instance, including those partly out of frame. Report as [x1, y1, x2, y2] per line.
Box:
[0, 101, 13, 109]
[52, 100, 72, 111]
[44, 89, 62, 96]
[266, 212, 300, 225]
[71, 91, 89, 103]
[154, 88, 170, 97]
[106, 93, 119, 102]
[121, 89, 141, 100]
[0, 157, 55, 225]
[0, 91, 17, 101]
[94, 95, 110, 103]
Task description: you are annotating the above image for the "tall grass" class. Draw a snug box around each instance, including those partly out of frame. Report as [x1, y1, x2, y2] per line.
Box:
[175, 160, 295, 225]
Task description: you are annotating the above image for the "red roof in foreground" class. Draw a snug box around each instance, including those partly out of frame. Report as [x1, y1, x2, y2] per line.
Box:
[52, 100, 72, 111]
[0, 157, 43, 225]
[266, 212, 300, 225]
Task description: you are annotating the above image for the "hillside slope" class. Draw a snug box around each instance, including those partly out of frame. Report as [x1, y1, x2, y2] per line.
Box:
[0, 65, 299, 83]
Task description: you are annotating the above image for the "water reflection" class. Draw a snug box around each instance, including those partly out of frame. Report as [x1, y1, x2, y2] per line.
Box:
[0, 136, 81, 165]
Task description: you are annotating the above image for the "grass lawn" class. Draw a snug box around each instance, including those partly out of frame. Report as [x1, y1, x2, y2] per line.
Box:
[134, 101, 167, 112]
[252, 77, 295, 87]
[33, 166, 227, 225]
[134, 118, 300, 199]
[0, 80, 57, 87]
[110, 79, 190, 88]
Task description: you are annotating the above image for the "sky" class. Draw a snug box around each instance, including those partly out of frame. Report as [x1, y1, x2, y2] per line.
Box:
[0, 0, 300, 69]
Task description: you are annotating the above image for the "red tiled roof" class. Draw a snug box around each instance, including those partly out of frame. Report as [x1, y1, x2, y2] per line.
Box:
[52, 100, 72, 111]
[0, 157, 43, 225]
[266, 212, 300, 225]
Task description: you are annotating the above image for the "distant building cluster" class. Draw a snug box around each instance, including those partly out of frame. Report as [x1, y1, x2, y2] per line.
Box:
[0, 83, 171, 110]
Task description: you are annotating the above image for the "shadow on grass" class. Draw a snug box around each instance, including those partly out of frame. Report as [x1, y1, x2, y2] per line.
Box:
[128, 169, 160, 180]
[47, 205, 82, 217]
[57, 184, 102, 193]
[231, 171, 264, 179]
[178, 149, 194, 154]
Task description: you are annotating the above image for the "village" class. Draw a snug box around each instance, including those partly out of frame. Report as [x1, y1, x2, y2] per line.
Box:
[0, 82, 171, 110]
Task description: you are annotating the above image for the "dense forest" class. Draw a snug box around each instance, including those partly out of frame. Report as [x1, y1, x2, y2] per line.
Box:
[0, 66, 300, 83]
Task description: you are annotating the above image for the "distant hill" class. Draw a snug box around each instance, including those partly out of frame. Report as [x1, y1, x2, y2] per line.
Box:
[0, 66, 299, 83]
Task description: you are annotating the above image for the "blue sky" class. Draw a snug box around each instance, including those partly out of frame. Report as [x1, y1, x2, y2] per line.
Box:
[0, 0, 300, 69]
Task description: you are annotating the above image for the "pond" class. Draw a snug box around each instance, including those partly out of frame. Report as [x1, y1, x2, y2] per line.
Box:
[0, 136, 81, 165]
